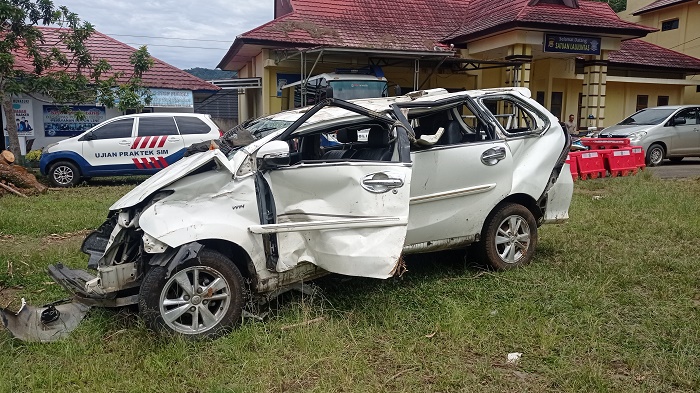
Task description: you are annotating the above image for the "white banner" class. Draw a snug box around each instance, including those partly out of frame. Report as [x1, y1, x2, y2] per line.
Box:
[3, 98, 35, 137]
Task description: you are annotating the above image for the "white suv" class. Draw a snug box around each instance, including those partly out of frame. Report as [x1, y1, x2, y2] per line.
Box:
[39, 113, 222, 187]
[3, 88, 573, 342]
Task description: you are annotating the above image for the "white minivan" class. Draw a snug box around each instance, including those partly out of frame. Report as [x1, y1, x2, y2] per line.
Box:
[4, 88, 573, 342]
[39, 113, 222, 187]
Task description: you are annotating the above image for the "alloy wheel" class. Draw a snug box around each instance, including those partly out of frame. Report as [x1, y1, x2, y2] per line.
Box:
[494, 215, 531, 264]
[159, 266, 231, 335]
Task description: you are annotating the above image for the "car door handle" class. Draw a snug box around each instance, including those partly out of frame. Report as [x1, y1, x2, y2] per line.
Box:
[118, 140, 131, 146]
[481, 147, 507, 166]
[362, 172, 405, 193]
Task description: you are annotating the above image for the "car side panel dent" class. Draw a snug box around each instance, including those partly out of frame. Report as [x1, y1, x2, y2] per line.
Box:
[138, 185, 265, 267]
[508, 121, 567, 199]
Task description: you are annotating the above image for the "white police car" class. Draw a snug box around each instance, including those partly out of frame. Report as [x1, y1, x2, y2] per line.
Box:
[40, 113, 222, 187]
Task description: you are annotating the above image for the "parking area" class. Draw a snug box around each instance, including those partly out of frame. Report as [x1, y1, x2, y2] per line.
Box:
[648, 158, 700, 179]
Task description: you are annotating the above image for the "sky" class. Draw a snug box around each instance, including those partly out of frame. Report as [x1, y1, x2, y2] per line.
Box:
[58, 0, 276, 70]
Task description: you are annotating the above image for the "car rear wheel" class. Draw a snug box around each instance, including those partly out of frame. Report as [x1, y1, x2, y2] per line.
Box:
[646, 144, 665, 167]
[481, 203, 538, 270]
[138, 249, 245, 339]
[48, 161, 80, 187]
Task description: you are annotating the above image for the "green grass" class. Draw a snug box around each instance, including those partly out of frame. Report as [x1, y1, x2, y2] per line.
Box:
[1, 173, 699, 392]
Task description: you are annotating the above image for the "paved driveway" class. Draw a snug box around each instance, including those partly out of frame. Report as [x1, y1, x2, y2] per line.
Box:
[648, 157, 700, 179]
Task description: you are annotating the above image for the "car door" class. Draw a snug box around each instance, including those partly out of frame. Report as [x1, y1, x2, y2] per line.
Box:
[668, 108, 700, 155]
[402, 100, 514, 246]
[134, 116, 184, 171]
[249, 100, 412, 279]
[81, 118, 136, 174]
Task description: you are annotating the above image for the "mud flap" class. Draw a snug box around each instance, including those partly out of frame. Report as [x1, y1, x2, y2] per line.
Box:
[0, 300, 91, 342]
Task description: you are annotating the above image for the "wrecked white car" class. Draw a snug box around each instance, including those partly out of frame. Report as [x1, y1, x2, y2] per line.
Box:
[1, 88, 573, 341]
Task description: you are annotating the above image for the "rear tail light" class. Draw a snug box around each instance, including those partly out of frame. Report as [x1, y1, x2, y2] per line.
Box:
[218, 129, 224, 137]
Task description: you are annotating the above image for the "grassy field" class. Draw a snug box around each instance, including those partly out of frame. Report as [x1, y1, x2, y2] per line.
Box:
[0, 173, 699, 392]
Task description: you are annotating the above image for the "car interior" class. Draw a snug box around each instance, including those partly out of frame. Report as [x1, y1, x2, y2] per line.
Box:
[281, 99, 505, 164]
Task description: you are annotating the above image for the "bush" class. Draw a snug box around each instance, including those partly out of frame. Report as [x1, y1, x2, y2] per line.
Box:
[24, 149, 42, 162]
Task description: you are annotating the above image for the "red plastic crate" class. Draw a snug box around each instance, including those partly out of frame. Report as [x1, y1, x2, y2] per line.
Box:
[630, 146, 646, 170]
[601, 147, 638, 177]
[580, 138, 630, 150]
[576, 150, 606, 179]
[566, 153, 579, 180]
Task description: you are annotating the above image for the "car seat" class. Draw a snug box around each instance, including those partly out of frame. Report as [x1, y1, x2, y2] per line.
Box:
[353, 126, 392, 161]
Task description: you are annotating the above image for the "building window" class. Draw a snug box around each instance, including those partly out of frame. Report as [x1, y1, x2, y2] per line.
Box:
[661, 19, 679, 31]
[536, 91, 545, 106]
[657, 96, 669, 106]
[550, 92, 563, 121]
[636, 95, 649, 112]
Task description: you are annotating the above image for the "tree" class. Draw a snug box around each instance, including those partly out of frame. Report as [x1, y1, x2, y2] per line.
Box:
[0, 0, 153, 157]
[593, 0, 626, 13]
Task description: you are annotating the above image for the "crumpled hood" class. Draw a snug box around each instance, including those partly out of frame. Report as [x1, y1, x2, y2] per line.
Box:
[599, 124, 652, 136]
[110, 149, 236, 210]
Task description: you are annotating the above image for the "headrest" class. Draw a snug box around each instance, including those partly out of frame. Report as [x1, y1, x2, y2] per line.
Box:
[336, 129, 358, 143]
[367, 126, 389, 147]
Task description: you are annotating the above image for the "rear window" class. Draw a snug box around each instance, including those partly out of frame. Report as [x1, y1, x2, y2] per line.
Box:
[138, 117, 178, 136]
[175, 116, 212, 134]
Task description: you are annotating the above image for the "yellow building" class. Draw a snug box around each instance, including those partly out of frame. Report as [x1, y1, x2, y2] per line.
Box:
[621, 0, 700, 104]
[219, 0, 700, 130]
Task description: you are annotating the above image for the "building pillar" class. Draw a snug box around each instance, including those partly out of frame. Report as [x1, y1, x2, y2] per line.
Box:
[505, 44, 532, 89]
[581, 51, 608, 130]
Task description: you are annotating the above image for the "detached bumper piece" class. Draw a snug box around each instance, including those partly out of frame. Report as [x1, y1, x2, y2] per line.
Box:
[1, 263, 136, 342]
[0, 300, 90, 342]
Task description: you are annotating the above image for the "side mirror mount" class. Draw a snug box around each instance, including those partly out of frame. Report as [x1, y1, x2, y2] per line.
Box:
[80, 131, 95, 141]
[671, 117, 686, 126]
[256, 140, 290, 170]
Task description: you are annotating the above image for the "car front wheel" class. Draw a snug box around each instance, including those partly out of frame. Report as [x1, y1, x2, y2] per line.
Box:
[138, 249, 245, 339]
[481, 203, 538, 270]
[646, 144, 665, 167]
[48, 161, 80, 187]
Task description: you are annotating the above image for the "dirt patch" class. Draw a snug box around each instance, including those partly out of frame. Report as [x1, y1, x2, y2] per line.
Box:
[0, 286, 24, 318]
[43, 230, 92, 244]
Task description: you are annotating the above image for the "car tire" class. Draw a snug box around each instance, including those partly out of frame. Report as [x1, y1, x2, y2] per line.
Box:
[48, 161, 80, 187]
[138, 248, 245, 339]
[481, 203, 538, 270]
[646, 144, 665, 167]
[669, 157, 683, 163]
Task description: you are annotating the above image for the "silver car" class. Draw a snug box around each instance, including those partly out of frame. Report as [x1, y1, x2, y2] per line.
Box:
[599, 105, 700, 166]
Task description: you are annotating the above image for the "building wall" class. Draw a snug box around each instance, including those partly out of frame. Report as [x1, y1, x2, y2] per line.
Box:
[233, 31, 691, 129]
[621, 1, 700, 104]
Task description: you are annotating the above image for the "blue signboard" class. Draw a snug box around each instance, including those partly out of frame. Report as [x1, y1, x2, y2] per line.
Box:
[43, 105, 106, 137]
[544, 34, 601, 55]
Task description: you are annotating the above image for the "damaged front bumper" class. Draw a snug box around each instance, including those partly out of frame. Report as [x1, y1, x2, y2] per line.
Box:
[1, 263, 140, 342]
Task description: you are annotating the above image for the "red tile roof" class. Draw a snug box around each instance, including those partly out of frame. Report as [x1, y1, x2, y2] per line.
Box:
[233, 0, 470, 52]
[446, 0, 655, 41]
[609, 39, 700, 71]
[632, 0, 693, 16]
[13, 27, 218, 92]
[231, 0, 652, 53]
